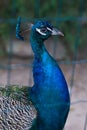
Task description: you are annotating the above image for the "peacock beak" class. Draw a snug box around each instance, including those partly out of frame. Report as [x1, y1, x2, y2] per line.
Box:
[51, 28, 64, 36]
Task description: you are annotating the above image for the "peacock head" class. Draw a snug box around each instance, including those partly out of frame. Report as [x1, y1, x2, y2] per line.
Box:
[31, 20, 64, 41]
[16, 17, 64, 42]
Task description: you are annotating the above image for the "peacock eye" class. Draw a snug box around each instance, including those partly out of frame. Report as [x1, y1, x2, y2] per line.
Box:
[40, 28, 47, 33]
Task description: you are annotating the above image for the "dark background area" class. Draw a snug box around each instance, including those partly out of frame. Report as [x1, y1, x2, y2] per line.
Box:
[0, 0, 87, 59]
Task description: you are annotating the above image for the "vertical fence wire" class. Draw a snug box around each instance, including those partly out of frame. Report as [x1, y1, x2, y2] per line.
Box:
[70, 0, 85, 95]
[7, 0, 16, 85]
[84, 114, 87, 130]
[52, 1, 63, 58]
[34, 0, 40, 17]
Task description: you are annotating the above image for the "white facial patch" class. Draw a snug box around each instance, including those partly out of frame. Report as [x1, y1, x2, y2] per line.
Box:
[36, 28, 46, 36]
[47, 27, 52, 32]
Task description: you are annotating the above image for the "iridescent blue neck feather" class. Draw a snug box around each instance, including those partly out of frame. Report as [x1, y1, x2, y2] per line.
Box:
[30, 25, 70, 130]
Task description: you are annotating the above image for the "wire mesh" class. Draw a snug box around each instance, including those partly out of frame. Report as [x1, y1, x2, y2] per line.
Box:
[0, 0, 87, 130]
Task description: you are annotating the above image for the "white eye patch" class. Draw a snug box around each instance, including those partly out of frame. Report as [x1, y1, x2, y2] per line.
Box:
[47, 27, 52, 32]
[36, 28, 46, 36]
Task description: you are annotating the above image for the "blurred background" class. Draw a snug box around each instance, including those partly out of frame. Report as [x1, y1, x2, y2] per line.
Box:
[0, 0, 87, 130]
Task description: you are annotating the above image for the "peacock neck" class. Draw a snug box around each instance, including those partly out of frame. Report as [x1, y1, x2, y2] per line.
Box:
[30, 33, 47, 59]
[29, 31, 70, 130]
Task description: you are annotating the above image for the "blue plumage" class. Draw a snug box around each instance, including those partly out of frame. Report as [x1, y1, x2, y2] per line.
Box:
[16, 18, 70, 130]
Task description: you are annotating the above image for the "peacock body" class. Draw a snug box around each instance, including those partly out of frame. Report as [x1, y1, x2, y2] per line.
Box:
[0, 18, 70, 130]
[28, 20, 70, 130]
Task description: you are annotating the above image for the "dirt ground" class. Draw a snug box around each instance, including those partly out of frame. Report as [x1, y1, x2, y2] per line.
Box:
[0, 59, 87, 130]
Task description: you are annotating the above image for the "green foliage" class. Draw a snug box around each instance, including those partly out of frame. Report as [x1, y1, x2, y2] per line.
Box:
[0, 0, 87, 56]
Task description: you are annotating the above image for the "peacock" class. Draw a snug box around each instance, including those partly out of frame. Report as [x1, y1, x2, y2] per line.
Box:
[0, 17, 70, 130]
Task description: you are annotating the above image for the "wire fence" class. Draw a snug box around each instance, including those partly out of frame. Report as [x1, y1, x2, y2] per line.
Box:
[0, 0, 87, 130]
